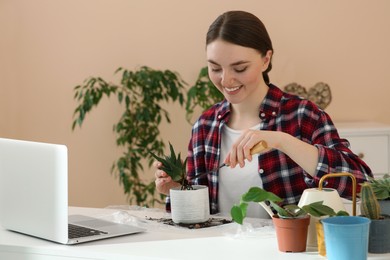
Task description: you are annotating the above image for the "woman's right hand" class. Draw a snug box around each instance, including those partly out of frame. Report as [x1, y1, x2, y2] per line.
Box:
[154, 161, 180, 195]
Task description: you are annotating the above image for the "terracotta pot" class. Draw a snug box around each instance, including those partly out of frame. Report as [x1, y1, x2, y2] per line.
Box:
[272, 214, 310, 252]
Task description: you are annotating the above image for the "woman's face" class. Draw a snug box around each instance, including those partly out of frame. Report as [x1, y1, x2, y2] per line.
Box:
[206, 39, 271, 104]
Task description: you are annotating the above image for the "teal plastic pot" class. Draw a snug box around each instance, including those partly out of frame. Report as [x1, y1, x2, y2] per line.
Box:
[322, 216, 370, 260]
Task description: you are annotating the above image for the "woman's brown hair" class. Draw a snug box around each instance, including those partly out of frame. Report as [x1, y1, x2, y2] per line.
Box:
[206, 10, 274, 84]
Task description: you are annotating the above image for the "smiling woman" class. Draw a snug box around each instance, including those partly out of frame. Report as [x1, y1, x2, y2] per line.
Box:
[2, 0, 388, 210]
[154, 10, 372, 219]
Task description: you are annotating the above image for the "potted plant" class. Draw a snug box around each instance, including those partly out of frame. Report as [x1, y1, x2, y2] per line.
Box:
[72, 66, 187, 207]
[150, 143, 209, 224]
[369, 174, 390, 215]
[72, 66, 222, 207]
[231, 187, 337, 252]
[360, 181, 390, 253]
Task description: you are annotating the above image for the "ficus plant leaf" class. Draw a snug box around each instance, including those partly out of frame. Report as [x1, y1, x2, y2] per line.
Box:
[185, 67, 224, 123]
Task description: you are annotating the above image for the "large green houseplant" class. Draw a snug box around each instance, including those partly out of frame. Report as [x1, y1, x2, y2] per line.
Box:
[185, 67, 223, 123]
[72, 66, 186, 206]
[72, 66, 222, 207]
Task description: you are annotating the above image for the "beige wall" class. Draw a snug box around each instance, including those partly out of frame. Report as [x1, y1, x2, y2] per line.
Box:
[1, 0, 389, 208]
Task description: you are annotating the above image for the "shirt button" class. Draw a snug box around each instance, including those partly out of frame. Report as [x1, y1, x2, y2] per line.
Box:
[260, 113, 266, 118]
[217, 114, 222, 119]
[272, 111, 276, 116]
[259, 169, 264, 174]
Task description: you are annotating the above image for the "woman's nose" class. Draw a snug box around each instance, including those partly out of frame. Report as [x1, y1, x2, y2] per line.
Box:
[221, 71, 234, 87]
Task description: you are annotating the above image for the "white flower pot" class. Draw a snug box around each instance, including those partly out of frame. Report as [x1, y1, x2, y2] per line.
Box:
[170, 185, 210, 224]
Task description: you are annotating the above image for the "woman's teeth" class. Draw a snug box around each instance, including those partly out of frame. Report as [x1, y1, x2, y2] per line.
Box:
[225, 86, 242, 92]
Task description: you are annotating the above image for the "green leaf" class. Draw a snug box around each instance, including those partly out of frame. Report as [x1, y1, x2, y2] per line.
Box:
[270, 201, 290, 217]
[336, 210, 349, 216]
[283, 204, 303, 217]
[301, 201, 337, 217]
[241, 187, 282, 203]
[148, 143, 186, 183]
[231, 204, 246, 224]
[185, 66, 224, 123]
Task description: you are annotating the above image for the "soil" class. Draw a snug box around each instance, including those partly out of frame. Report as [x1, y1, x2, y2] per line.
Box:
[146, 217, 232, 229]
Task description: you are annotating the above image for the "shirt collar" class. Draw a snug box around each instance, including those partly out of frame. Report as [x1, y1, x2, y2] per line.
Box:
[215, 99, 230, 122]
[259, 84, 282, 121]
[215, 84, 283, 122]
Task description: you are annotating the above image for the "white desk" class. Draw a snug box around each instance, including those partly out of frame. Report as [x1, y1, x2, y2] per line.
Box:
[1, 207, 389, 260]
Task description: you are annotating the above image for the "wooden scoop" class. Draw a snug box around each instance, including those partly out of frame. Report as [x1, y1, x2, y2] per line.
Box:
[247, 140, 268, 155]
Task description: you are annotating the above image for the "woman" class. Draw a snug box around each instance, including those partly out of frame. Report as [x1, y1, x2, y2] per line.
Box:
[155, 10, 372, 218]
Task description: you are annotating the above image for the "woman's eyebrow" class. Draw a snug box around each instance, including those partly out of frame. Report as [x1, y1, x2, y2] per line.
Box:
[231, 60, 250, 66]
[207, 60, 250, 66]
[207, 59, 220, 66]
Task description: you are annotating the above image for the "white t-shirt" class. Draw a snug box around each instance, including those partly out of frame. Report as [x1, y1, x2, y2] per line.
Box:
[218, 124, 270, 219]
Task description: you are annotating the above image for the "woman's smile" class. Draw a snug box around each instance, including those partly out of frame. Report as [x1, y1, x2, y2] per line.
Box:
[224, 85, 243, 94]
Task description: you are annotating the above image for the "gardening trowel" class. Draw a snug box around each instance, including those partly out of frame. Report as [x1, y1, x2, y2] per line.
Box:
[191, 140, 268, 180]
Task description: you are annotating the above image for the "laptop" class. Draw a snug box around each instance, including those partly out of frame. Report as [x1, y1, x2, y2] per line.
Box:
[0, 137, 145, 244]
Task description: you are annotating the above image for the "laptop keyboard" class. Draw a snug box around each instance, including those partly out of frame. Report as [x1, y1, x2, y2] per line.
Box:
[68, 223, 108, 239]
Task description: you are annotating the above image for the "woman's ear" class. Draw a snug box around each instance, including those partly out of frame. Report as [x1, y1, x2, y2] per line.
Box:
[262, 50, 273, 72]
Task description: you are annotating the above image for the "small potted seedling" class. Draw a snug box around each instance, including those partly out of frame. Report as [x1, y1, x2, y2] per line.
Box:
[150, 143, 209, 224]
[231, 187, 337, 253]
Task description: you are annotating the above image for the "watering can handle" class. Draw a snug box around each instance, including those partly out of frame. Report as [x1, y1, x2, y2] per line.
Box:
[318, 173, 357, 216]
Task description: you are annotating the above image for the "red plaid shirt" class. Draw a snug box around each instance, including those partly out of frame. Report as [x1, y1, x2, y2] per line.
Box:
[186, 84, 372, 214]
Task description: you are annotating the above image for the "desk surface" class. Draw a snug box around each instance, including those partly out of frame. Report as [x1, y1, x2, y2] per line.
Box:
[1, 206, 389, 260]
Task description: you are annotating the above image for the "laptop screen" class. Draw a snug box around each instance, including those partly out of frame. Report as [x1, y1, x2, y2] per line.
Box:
[0, 138, 69, 243]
